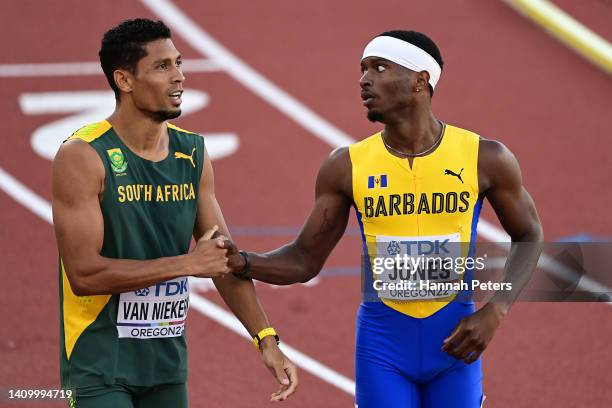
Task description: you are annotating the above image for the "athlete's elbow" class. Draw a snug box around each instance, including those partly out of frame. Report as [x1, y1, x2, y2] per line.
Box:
[66, 274, 94, 296]
[64, 265, 103, 296]
[510, 218, 544, 244]
[299, 264, 322, 283]
[533, 224, 544, 243]
[289, 246, 322, 283]
[300, 274, 318, 284]
[521, 223, 544, 243]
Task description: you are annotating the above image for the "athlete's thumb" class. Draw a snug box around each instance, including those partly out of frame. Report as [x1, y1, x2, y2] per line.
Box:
[200, 225, 218, 241]
[274, 364, 290, 386]
[443, 322, 462, 345]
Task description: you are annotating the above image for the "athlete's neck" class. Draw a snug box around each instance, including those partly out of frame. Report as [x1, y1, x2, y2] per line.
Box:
[107, 104, 168, 159]
[383, 104, 441, 155]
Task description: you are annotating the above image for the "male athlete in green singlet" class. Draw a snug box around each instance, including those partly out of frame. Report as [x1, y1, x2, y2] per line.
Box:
[52, 19, 297, 407]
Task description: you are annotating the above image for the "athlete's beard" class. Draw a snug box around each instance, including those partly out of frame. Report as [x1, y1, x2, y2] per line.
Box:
[367, 110, 383, 123]
[149, 109, 182, 122]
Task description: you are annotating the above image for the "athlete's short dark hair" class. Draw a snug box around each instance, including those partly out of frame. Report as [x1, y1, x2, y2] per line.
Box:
[378, 30, 443, 95]
[99, 18, 172, 100]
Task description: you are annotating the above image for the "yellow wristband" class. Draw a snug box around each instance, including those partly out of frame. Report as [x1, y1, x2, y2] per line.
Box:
[253, 327, 279, 350]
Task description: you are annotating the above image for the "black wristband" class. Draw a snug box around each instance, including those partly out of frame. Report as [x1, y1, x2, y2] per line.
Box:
[232, 251, 251, 278]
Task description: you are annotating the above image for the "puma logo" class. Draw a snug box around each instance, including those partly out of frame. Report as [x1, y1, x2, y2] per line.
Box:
[174, 147, 196, 168]
[444, 168, 464, 183]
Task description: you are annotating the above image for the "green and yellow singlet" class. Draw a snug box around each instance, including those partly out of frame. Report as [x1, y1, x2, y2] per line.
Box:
[59, 120, 203, 388]
[350, 124, 483, 318]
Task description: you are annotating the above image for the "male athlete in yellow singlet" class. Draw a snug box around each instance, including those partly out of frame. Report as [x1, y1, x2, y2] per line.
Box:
[228, 30, 543, 407]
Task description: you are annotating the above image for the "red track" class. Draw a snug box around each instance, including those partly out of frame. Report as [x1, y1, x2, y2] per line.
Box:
[1, 1, 611, 407]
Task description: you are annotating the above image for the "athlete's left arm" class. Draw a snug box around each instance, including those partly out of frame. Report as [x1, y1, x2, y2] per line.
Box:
[443, 139, 543, 364]
[193, 146, 298, 402]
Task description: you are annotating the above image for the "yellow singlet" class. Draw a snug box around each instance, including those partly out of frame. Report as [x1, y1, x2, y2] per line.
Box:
[349, 124, 482, 318]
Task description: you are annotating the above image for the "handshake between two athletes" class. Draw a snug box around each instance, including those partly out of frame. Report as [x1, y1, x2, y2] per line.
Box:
[183, 224, 301, 403]
[55, 18, 542, 408]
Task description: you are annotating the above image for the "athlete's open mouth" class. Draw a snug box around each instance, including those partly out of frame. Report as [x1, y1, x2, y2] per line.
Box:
[361, 91, 376, 106]
[168, 90, 183, 106]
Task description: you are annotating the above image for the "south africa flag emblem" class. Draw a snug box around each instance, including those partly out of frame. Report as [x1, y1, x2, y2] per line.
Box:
[107, 148, 128, 173]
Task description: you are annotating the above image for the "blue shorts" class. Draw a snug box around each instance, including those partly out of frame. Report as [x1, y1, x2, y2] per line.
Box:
[355, 301, 484, 408]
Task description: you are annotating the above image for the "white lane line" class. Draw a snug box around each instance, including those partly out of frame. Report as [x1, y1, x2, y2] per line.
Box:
[0, 59, 222, 77]
[140, 0, 355, 148]
[0, 167, 52, 223]
[189, 291, 356, 395]
[0, 166, 357, 395]
[476, 219, 510, 243]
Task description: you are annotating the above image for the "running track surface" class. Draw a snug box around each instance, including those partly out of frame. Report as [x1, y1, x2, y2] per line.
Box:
[1, 1, 611, 407]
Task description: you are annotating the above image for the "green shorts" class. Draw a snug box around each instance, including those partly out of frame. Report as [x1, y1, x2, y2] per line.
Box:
[68, 383, 187, 408]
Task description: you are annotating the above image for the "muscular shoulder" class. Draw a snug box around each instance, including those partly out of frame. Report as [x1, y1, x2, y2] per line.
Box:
[316, 146, 353, 200]
[479, 138, 518, 172]
[325, 146, 351, 171]
[478, 138, 521, 194]
[55, 139, 103, 171]
[53, 139, 105, 198]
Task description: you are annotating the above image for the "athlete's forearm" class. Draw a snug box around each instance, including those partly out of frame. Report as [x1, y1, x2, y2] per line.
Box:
[248, 242, 321, 285]
[214, 275, 272, 336]
[63, 254, 192, 296]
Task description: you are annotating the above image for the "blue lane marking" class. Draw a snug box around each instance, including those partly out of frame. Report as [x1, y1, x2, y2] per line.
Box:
[556, 233, 612, 242]
[320, 266, 360, 277]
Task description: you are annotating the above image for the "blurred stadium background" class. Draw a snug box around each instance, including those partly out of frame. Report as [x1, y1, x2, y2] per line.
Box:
[1, 0, 611, 406]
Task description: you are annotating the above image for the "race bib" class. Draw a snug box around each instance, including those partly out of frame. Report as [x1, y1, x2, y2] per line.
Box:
[372, 233, 464, 301]
[116, 277, 189, 339]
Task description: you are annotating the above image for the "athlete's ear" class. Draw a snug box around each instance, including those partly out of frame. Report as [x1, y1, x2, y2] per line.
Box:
[415, 71, 430, 93]
[114, 69, 134, 94]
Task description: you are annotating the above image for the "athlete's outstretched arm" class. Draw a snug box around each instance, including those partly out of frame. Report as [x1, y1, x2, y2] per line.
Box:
[53, 140, 230, 296]
[443, 139, 543, 363]
[239, 147, 353, 285]
[194, 147, 298, 402]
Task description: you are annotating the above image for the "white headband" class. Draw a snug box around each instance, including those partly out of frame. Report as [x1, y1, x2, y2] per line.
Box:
[362, 36, 442, 89]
